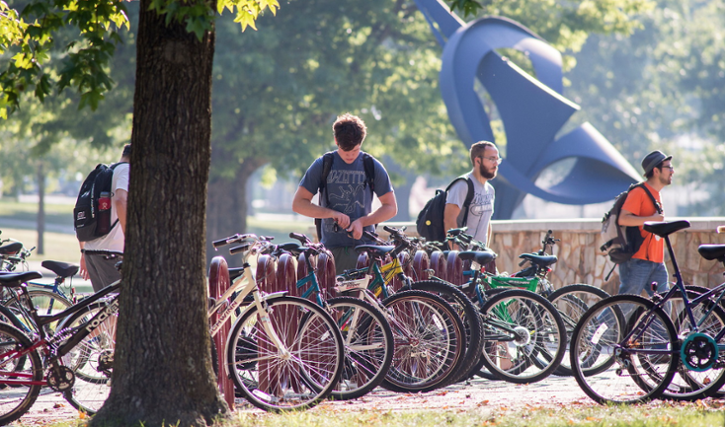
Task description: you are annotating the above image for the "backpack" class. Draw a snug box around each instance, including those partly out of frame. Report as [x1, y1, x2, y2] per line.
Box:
[415, 177, 474, 242]
[314, 152, 376, 241]
[599, 182, 662, 264]
[73, 163, 125, 242]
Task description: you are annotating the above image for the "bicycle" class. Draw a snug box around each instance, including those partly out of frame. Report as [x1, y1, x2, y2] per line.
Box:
[334, 226, 469, 393]
[273, 233, 395, 400]
[0, 269, 119, 424]
[209, 233, 345, 411]
[569, 220, 725, 404]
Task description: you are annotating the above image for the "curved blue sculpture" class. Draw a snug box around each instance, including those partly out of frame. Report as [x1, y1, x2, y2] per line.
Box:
[415, 0, 640, 218]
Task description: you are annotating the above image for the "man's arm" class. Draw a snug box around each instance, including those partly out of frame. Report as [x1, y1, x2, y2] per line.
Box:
[618, 208, 665, 226]
[292, 186, 351, 228]
[115, 188, 128, 233]
[347, 191, 397, 239]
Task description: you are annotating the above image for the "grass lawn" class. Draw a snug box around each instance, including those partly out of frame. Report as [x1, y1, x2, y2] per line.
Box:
[34, 401, 725, 427]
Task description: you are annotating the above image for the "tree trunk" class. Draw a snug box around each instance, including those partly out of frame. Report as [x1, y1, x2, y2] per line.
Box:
[90, 1, 228, 426]
[36, 161, 45, 255]
[206, 157, 265, 263]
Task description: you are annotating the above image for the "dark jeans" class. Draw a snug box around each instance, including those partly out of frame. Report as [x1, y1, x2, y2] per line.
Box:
[329, 246, 359, 276]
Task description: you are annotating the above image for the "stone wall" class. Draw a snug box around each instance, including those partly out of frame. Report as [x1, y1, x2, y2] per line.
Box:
[385, 217, 725, 295]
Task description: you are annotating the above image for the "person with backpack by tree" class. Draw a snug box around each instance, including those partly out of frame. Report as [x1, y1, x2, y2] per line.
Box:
[292, 113, 397, 274]
[443, 141, 499, 250]
[78, 144, 130, 292]
[616, 150, 673, 297]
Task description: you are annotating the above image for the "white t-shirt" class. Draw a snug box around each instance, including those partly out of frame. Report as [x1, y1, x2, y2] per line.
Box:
[445, 172, 495, 246]
[84, 163, 129, 252]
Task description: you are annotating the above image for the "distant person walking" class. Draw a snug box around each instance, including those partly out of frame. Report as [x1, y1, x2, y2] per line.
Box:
[617, 150, 673, 297]
[79, 144, 130, 291]
[292, 113, 397, 274]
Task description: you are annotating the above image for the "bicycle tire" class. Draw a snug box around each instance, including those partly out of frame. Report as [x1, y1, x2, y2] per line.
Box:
[478, 289, 566, 384]
[547, 284, 610, 376]
[327, 296, 394, 400]
[226, 296, 344, 412]
[380, 290, 466, 393]
[409, 280, 484, 383]
[5, 289, 73, 333]
[658, 291, 725, 401]
[0, 322, 42, 425]
[569, 294, 677, 404]
[60, 301, 117, 414]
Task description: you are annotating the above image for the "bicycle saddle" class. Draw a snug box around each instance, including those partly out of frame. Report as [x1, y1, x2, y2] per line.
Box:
[0, 271, 43, 287]
[0, 241, 23, 255]
[41, 260, 79, 278]
[354, 245, 395, 258]
[698, 244, 725, 263]
[519, 253, 558, 268]
[458, 250, 496, 265]
[274, 242, 303, 257]
[643, 220, 690, 237]
[228, 267, 246, 281]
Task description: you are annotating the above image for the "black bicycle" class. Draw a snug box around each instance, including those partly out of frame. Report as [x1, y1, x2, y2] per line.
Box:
[0, 270, 119, 423]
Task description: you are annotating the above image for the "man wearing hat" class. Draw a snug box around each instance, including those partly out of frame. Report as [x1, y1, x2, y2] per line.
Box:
[616, 150, 674, 297]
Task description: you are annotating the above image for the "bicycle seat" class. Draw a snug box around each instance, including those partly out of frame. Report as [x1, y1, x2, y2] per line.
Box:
[354, 245, 395, 258]
[458, 250, 496, 265]
[275, 242, 303, 256]
[643, 220, 690, 237]
[519, 253, 558, 268]
[0, 271, 43, 287]
[41, 260, 79, 278]
[0, 241, 23, 255]
[698, 244, 725, 263]
[228, 267, 246, 281]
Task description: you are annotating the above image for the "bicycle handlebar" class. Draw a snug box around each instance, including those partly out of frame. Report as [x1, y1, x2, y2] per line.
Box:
[289, 232, 310, 245]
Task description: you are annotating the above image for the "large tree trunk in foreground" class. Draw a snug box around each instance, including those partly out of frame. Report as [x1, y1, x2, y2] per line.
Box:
[90, 1, 228, 426]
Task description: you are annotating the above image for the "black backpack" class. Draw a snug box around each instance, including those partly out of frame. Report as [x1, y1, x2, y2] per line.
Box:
[314, 152, 376, 241]
[73, 163, 125, 242]
[599, 182, 662, 265]
[416, 177, 474, 242]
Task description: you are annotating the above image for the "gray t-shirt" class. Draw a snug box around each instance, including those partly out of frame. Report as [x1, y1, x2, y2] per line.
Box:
[445, 172, 495, 246]
[299, 151, 393, 248]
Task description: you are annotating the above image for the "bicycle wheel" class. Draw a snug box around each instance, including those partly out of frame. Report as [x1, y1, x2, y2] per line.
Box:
[548, 284, 610, 376]
[60, 301, 117, 414]
[5, 289, 73, 333]
[659, 291, 725, 401]
[409, 280, 484, 383]
[478, 289, 566, 384]
[570, 294, 677, 404]
[327, 296, 394, 400]
[0, 322, 42, 425]
[380, 290, 465, 393]
[226, 296, 344, 412]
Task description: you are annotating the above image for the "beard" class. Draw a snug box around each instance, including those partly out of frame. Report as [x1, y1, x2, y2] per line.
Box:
[479, 163, 497, 180]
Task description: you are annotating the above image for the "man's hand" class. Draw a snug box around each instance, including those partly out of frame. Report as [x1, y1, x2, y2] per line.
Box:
[332, 211, 351, 229]
[347, 219, 364, 240]
[79, 254, 90, 280]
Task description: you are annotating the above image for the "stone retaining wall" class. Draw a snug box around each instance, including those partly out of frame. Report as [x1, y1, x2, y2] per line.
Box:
[384, 217, 725, 296]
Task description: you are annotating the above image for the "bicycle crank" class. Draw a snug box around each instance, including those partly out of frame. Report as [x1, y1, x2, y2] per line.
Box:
[47, 365, 75, 392]
[680, 332, 717, 372]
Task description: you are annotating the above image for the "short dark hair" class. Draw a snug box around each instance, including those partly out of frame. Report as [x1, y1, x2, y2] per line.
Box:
[469, 141, 496, 165]
[122, 144, 131, 158]
[333, 114, 367, 151]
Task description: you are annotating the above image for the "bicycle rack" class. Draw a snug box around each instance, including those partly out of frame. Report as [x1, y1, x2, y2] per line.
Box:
[208, 256, 235, 409]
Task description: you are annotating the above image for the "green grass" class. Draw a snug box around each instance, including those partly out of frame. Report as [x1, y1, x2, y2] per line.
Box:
[0, 199, 74, 229]
[27, 402, 725, 427]
[1, 228, 80, 264]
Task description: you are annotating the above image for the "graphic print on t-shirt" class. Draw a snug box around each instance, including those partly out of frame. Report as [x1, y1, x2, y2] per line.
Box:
[327, 170, 368, 215]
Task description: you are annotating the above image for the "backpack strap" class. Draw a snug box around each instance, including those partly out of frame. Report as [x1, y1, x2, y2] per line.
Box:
[318, 152, 335, 206]
[444, 177, 475, 227]
[639, 183, 663, 214]
[362, 153, 376, 196]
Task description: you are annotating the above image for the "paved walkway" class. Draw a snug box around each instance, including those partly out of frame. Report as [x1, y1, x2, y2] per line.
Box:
[16, 375, 594, 425]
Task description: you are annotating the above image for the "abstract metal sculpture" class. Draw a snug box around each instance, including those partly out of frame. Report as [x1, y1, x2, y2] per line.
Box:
[415, 0, 640, 218]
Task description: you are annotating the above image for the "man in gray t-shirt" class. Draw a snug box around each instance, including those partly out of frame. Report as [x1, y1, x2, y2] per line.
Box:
[444, 141, 500, 247]
[293, 113, 397, 274]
